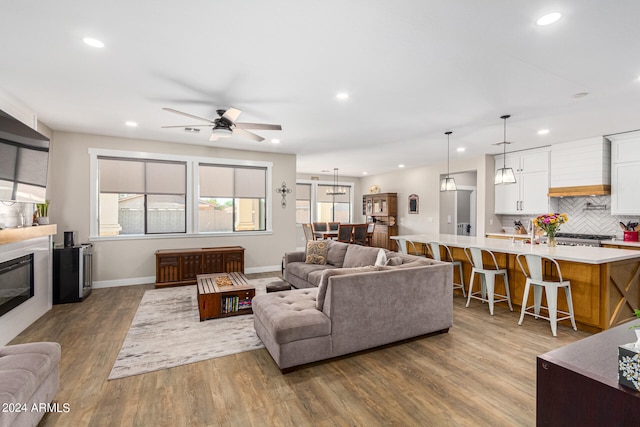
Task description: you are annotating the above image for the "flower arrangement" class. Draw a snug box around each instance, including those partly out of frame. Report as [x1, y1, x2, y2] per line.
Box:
[532, 213, 568, 237]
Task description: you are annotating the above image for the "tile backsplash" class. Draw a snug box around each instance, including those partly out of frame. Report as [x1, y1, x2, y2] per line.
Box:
[0, 202, 36, 229]
[500, 195, 639, 238]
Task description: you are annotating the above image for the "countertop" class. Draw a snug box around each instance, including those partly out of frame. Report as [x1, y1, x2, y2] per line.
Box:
[0, 224, 57, 245]
[486, 232, 531, 239]
[601, 239, 640, 248]
[392, 234, 640, 264]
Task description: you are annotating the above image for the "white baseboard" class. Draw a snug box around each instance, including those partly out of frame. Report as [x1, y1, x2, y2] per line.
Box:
[92, 265, 281, 289]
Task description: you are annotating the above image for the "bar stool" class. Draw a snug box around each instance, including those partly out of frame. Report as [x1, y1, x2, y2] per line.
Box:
[516, 254, 577, 337]
[395, 238, 425, 256]
[464, 247, 513, 315]
[427, 242, 466, 297]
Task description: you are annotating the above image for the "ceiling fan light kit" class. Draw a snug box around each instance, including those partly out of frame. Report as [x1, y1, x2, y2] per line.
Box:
[494, 114, 517, 185]
[440, 131, 457, 192]
[162, 107, 282, 143]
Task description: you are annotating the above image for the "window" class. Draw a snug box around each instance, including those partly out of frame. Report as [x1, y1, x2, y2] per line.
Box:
[198, 164, 266, 232]
[98, 158, 186, 235]
[295, 183, 311, 224]
[317, 184, 351, 222]
[294, 180, 353, 225]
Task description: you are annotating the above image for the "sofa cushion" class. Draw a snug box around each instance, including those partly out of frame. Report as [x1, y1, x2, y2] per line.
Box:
[0, 342, 61, 421]
[316, 266, 378, 311]
[305, 240, 329, 265]
[385, 256, 404, 266]
[326, 240, 349, 268]
[342, 244, 380, 268]
[287, 262, 336, 282]
[252, 289, 330, 344]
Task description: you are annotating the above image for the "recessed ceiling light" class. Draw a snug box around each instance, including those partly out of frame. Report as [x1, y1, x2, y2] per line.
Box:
[456, 147, 466, 152]
[398, 164, 405, 168]
[572, 92, 589, 98]
[125, 121, 138, 127]
[362, 172, 368, 175]
[83, 37, 105, 48]
[536, 12, 562, 26]
[537, 129, 550, 135]
[270, 138, 280, 144]
[336, 93, 349, 100]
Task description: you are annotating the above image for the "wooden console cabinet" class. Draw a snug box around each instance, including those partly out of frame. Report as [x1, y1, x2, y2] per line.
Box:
[155, 246, 245, 288]
[537, 321, 640, 426]
[363, 192, 398, 250]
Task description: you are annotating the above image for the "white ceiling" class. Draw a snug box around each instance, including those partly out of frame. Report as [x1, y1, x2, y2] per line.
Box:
[2, 1, 639, 177]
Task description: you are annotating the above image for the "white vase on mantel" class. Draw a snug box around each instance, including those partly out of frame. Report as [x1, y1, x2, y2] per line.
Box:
[37, 216, 49, 225]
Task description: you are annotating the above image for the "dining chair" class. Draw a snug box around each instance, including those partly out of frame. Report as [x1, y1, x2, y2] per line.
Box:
[327, 222, 340, 231]
[366, 222, 375, 246]
[464, 247, 513, 315]
[312, 222, 328, 232]
[351, 224, 369, 245]
[302, 223, 315, 241]
[337, 224, 354, 243]
[427, 242, 466, 297]
[516, 253, 577, 337]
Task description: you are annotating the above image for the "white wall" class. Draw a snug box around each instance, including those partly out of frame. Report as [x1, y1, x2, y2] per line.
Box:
[359, 154, 496, 237]
[48, 131, 297, 286]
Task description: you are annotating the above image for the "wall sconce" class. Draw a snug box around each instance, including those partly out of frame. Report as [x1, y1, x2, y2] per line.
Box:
[275, 182, 292, 208]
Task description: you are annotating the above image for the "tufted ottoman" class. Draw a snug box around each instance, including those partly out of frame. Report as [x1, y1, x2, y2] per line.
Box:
[0, 342, 61, 427]
[252, 288, 331, 371]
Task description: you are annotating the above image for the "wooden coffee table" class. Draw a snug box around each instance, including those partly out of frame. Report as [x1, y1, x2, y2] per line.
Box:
[197, 272, 255, 321]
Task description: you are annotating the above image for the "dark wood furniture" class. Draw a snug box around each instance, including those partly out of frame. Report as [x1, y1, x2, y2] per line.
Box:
[155, 246, 245, 288]
[537, 321, 640, 426]
[363, 192, 397, 249]
[197, 272, 254, 321]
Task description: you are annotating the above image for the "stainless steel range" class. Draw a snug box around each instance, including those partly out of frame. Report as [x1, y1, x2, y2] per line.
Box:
[541, 233, 614, 247]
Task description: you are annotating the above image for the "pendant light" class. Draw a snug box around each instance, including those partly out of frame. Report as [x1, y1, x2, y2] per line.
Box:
[326, 168, 346, 195]
[440, 131, 457, 192]
[494, 114, 517, 185]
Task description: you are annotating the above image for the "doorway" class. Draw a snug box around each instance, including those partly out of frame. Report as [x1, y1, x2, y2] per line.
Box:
[439, 171, 477, 236]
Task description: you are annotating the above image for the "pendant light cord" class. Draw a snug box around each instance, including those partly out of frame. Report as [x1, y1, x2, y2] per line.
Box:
[501, 114, 511, 169]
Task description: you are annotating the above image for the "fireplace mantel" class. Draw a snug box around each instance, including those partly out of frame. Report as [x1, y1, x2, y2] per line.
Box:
[0, 224, 57, 245]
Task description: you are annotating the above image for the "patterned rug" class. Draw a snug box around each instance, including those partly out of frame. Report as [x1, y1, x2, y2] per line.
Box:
[108, 277, 281, 380]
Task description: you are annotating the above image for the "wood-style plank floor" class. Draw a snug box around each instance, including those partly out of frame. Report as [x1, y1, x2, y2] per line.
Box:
[10, 272, 591, 427]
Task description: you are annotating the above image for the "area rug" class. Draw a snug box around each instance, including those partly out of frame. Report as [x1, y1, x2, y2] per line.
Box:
[108, 277, 282, 380]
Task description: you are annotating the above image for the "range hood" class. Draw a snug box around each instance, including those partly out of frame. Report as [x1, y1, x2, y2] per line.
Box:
[548, 137, 611, 197]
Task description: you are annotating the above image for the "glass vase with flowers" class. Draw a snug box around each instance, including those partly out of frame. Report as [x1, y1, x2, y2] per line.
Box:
[532, 213, 568, 247]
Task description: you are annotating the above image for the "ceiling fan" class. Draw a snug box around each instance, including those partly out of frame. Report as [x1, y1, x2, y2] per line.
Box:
[162, 107, 282, 142]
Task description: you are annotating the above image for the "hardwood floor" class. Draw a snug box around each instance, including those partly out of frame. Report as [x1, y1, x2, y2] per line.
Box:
[10, 273, 591, 427]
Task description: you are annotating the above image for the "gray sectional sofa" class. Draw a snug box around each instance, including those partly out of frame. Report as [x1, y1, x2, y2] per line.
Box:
[253, 241, 453, 371]
[0, 342, 61, 427]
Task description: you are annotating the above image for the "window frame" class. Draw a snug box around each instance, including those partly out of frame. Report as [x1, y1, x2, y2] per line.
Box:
[89, 148, 273, 240]
[295, 179, 354, 226]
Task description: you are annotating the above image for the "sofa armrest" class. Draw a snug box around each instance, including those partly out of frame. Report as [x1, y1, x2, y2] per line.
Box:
[284, 251, 305, 265]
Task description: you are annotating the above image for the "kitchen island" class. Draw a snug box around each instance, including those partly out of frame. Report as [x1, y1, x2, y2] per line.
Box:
[392, 234, 640, 332]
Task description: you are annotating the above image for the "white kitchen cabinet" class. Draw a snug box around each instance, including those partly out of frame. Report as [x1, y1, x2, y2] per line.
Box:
[495, 148, 551, 215]
[610, 132, 640, 215]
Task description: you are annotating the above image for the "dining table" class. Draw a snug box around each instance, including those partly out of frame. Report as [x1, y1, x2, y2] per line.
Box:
[314, 230, 338, 240]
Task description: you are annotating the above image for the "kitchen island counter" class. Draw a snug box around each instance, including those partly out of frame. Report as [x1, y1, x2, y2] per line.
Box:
[392, 234, 640, 331]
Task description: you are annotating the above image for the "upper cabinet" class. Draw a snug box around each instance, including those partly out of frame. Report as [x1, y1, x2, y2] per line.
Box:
[495, 148, 551, 215]
[609, 132, 640, 215]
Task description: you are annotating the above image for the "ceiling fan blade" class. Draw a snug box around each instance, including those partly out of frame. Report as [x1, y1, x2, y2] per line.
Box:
[234, 128, 265, 142]
[161, 124, 213, 128]
[162, 107, 214, 123]
[222, 107, 242, 123]
[235, 122, 282, 131]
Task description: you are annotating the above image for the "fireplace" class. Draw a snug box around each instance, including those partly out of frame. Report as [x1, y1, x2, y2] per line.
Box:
[0, 254, 34, 317]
